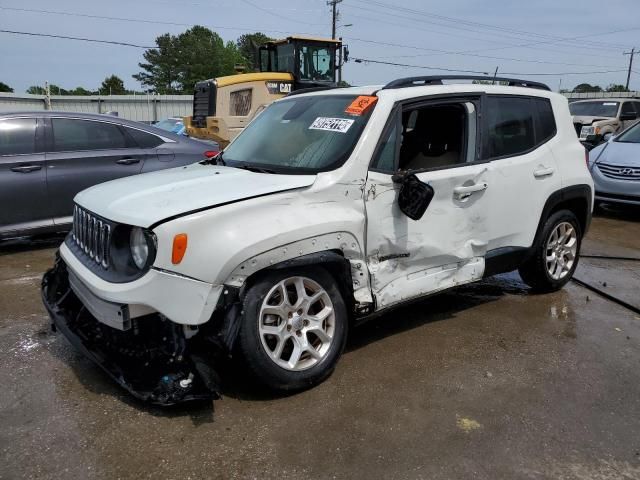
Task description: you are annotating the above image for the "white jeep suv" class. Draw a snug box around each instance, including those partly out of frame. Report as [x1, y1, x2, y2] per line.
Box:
[42, 76, 594, 405]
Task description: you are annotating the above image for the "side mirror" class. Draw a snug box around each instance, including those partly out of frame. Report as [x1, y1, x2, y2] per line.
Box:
[392, 172, 434, 220]
[603, 133, 614, 142]
[620, 112, 637, 121]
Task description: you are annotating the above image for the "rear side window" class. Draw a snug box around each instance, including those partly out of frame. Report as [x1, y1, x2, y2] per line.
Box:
[533, 98, 557, 143]
[51, 118, 128, 152]
[0, 118, 37, 156]
[125, 127, 164, 148]
[485, 97, 535, 159]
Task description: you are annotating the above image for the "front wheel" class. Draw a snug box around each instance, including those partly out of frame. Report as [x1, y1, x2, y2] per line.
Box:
[237, 267, 348, 391]
[519, 209, 582, 292]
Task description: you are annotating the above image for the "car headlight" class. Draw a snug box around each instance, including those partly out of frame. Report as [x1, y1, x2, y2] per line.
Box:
[130, 227, 155, 269]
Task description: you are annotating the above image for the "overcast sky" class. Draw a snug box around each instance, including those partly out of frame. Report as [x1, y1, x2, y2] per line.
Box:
[1, 0, 638, 93]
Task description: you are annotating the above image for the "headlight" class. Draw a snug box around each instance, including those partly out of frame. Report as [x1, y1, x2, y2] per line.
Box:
[130, 227, 153, 269]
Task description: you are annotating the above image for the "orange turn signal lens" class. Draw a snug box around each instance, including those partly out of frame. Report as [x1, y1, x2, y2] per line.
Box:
[172, 234, 188, 264]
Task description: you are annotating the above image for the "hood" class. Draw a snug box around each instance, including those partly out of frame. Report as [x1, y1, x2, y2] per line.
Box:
[591, 141, 640, 168]
[572, 116, 614, 125]
[74, 163, 316, 228]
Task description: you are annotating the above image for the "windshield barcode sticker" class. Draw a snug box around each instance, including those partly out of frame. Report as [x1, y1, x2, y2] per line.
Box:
[309, 117, 355, 133]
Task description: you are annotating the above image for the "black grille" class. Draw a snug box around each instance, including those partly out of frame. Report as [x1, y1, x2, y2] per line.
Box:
[72, 205, 112, 269]
[192, 79, 217, 128]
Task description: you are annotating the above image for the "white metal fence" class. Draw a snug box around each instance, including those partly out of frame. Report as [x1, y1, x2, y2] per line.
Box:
[562, 91, 640, 100]
[0, 93, 193, 123]
[2, 91, 638, 121]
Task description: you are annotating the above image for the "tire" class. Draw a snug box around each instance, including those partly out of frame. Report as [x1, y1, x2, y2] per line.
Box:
[519, 209, 582, 292]
[237, 266, 348, 391]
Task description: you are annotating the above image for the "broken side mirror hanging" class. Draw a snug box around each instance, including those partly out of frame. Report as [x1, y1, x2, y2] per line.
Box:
[392, 172, 434, 220]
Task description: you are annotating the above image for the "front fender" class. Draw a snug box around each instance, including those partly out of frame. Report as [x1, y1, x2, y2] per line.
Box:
[151, 188, 372, 305]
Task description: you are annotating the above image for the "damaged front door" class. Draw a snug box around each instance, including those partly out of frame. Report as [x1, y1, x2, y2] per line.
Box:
[365, 98, 493, 309]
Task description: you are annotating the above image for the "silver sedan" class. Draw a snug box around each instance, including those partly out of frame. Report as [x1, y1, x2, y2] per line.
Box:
[588, 121, 640, 206]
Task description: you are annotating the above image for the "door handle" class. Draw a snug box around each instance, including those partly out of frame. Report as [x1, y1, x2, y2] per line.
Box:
[116, 157, 140, 165]
[453, 182, 488, 197]
[11, 165, 42, 173]
[533, 167, 554, 178]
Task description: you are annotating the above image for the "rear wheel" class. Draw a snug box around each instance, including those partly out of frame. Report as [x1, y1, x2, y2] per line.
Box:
[519, 209, 582, 292]
[237, 267, 348, 391]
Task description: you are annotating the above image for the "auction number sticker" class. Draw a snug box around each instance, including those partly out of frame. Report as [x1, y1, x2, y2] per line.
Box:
[309, 117, 355, 133]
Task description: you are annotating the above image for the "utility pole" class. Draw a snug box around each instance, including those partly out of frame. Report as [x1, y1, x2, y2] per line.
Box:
[338, 36, 343, 84]
[623, 48, 636, 90]
[44, 81, 51, 110]
[327, 0, 342, 39]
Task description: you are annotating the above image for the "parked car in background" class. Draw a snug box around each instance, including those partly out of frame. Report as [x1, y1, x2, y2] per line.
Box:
[0, 111, 220, 239]
[570, 98, 640, 148]
[588, 119, 640, 206]
[153, 117, 220, 149]
[154, 117, 186, 135]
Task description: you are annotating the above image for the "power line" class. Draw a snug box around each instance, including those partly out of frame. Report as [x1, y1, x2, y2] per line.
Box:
[346, 36, 626, 70]
[237, 0, 323, 26]
[0, 29, 153, 48]
[342, 4, 623, 57]
[0, 6, 324, 36]
[352, 57, 490, 74]
[353, 57, 628, 77]
[348, 0, 633, 51]
[342, 8, 632, 61]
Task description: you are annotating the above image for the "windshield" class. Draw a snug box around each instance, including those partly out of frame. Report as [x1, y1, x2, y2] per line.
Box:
[615, 121, 640, 143]
[569, 101, 619, 118]
[222, 94, 375, 173]
[298, 45, 335, 82]
[154, 118, 184, 134]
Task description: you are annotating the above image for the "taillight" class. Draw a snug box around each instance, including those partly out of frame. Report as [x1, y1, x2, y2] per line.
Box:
[204, 150, 219, 159]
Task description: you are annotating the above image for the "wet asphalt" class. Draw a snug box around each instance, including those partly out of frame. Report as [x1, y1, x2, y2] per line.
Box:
[1, 206, 639, 480]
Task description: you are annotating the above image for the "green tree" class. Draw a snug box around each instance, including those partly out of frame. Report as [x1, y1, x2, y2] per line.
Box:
[26, 85, 46, 94]
[606, 83, 629, 92]
[572, 83, 602, 93]
[134, 26, 247, 93]
[100, 75, 126, 95]
[0, 82, 13, 93]
[134, 33, 181, 93]
[174, 27, 236, 92]
[236, 32, 273, 71]
[69, 86, 94, 96]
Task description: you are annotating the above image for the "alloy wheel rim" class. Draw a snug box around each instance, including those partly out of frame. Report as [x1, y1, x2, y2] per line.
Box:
[258, 276, 335, 371]
[545, 221, 578, 280]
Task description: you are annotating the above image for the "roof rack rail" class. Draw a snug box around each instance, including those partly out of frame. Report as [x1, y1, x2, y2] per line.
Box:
[382, 75, 550, 91]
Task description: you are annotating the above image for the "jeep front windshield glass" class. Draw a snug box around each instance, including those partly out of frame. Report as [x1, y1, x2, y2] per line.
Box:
[222, 94, 375, 174]
[615, 121, 640, 143]
[569, 101, 619, 117]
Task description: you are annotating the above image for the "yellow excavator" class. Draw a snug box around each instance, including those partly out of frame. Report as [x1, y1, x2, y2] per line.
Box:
[183, 36, 343, 147]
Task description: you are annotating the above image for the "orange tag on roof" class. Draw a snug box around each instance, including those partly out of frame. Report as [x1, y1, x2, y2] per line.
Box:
[345, 95, 378, 115]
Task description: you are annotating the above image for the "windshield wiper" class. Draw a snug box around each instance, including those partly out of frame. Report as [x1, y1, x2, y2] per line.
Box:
[233, 164, 277, 174]
[200, 150, 226, 166]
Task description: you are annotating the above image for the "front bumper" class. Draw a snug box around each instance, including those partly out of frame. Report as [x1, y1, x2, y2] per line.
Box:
[42, 256, 221, 405]
[595, 191, 640, 205]
[591, 166, 640, 206]
[59, 242, 222, 326]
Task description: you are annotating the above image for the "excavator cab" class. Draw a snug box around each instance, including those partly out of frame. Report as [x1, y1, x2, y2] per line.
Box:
[184, 36, 342, 147]
[259, 36, 340, 89]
